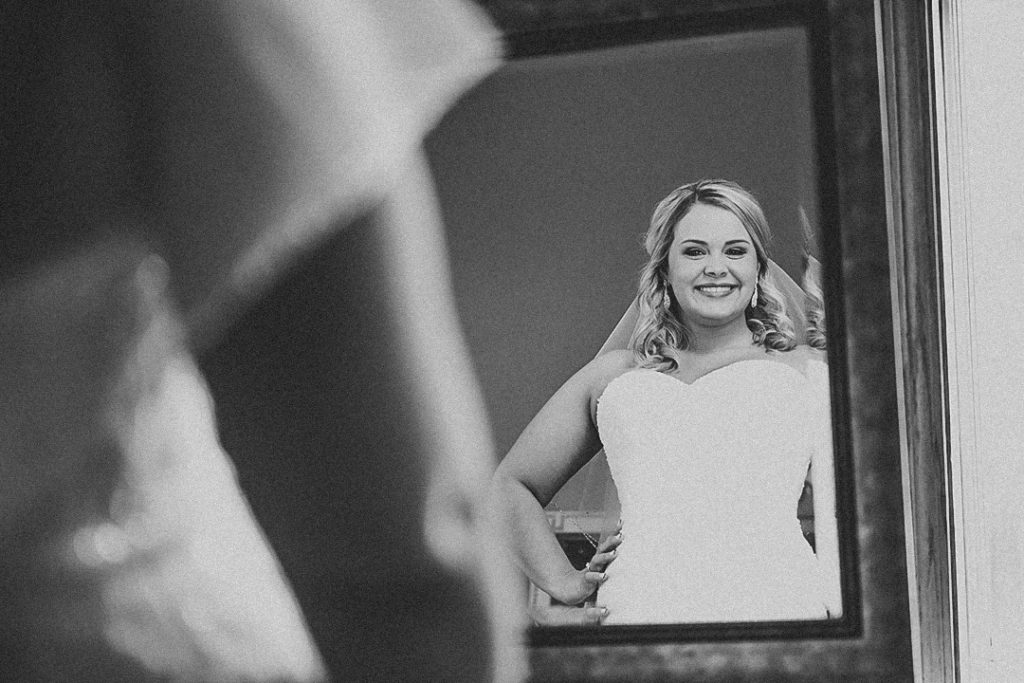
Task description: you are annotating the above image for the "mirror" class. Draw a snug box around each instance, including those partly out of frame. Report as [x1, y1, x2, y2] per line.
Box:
[426, 0, 916, 677]
[426, 16, 849, 630]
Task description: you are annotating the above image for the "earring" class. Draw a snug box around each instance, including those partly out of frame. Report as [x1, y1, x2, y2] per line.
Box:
[750, 284, 759, 309]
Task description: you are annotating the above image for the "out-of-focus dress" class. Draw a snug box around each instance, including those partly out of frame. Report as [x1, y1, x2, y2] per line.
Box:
[1, 1, 504, 680]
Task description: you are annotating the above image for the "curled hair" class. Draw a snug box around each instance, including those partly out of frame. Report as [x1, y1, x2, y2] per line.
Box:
[803, 264, 827, 350]
[629, 179, 797, 371]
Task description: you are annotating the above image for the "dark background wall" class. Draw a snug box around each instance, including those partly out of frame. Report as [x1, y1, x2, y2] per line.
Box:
[425, 27, 820, 509]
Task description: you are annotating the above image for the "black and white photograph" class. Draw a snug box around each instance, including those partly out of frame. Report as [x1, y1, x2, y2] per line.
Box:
[3, 1, 1023, 681]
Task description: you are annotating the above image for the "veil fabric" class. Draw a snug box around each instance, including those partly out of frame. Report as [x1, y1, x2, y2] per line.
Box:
[3, 1, 507, 679]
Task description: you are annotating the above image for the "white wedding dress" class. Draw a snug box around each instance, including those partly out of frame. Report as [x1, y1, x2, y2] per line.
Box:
[595, 358, 836, 624]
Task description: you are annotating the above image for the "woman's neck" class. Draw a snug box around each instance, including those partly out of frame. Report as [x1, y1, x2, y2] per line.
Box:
[683, 317, 756, 355]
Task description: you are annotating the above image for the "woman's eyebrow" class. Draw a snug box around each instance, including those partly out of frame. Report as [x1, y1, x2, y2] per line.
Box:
[677, 238, 752, 245]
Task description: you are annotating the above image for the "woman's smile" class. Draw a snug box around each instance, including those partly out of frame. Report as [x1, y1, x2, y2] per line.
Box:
[694, 284, 738, 298]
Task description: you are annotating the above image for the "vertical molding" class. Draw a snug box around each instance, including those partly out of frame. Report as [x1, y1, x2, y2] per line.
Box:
[875, 1, 957, 681]
[929, 2, 976, 680]
[932, 2, 1024, 680]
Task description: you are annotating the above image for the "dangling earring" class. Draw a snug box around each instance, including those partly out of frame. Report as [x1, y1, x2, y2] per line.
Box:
[750, 284, 759, 309]
[663, 288, 673, 311]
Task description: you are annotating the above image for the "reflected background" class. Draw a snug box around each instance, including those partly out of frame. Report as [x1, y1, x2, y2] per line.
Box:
[426, 26, 829, 623]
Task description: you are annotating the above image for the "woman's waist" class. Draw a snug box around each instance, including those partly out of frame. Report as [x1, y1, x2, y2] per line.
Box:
[619, 507, 807, 536]
[607, 537, 820, 587]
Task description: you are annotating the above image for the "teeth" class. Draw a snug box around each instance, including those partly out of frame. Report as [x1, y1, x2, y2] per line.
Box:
[697, 286, 734, 295]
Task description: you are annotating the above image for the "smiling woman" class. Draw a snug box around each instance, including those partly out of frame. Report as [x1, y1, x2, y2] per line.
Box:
[487, 179, 840, 626]
[426, 21, 831, 601]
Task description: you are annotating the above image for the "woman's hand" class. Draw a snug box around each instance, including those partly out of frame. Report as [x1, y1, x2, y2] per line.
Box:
[586, 523, 623, 575]
[548, 526, 623, 612]
[529, 604, 610, 626]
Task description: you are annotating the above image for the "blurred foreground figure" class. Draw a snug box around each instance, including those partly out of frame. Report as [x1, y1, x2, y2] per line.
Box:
[1, 1, 523, 681]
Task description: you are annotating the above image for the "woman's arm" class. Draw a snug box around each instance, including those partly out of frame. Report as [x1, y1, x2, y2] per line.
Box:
[488, 351, 630, 608]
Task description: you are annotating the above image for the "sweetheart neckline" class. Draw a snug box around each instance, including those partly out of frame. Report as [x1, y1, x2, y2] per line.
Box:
[598, 358, 815, 408]
[652, 357, 812, 387]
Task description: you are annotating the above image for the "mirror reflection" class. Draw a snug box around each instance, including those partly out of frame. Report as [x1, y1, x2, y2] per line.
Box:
[426, 26, 842, 627]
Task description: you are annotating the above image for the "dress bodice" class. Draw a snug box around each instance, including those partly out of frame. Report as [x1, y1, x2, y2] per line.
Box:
[594, 359, 833, 624]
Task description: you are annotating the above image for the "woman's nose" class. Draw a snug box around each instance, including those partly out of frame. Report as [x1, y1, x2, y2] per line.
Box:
[704, 256, 727, 276]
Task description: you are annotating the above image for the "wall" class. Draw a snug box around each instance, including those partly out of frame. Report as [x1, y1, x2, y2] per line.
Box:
[934, 1, 1024, 680]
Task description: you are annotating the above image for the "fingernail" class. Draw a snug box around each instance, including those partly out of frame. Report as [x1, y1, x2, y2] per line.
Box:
[602, 607, 609, 615]
[611, 549, 616, 556]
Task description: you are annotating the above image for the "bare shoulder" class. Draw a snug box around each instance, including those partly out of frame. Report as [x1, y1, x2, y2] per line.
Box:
[588, 348, 637, 383]
[592, 348, 636, 372]
[578, 349, 637, 411]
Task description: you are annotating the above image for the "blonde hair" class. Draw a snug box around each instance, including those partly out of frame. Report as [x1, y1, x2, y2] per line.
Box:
[629, 179, 797, 371]
[804, 266, 827, 350]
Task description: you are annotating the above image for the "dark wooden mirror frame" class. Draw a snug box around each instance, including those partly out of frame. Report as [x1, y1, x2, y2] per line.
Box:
[472, 0, 949, 679]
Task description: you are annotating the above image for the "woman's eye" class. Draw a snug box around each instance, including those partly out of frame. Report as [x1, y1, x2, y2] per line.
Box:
[726, 247, 749, 258]
[683, 247, 705, 257]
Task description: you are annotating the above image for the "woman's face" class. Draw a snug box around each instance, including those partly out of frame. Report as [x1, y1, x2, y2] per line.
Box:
[666, 202, 759, 329]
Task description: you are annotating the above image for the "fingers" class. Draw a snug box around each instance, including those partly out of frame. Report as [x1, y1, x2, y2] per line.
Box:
[531, 604, 609, 626]
[587, 527, 624, 572]
[583, 570, 609, 586]
[586, 548, 617, 571]
[595, 528, 624, 554]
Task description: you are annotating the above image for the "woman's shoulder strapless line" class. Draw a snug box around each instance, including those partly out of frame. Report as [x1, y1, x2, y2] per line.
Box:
[597, 357, 814, 409]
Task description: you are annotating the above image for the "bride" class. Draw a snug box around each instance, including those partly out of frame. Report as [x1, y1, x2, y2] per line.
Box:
[488, 179, 841, 625]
